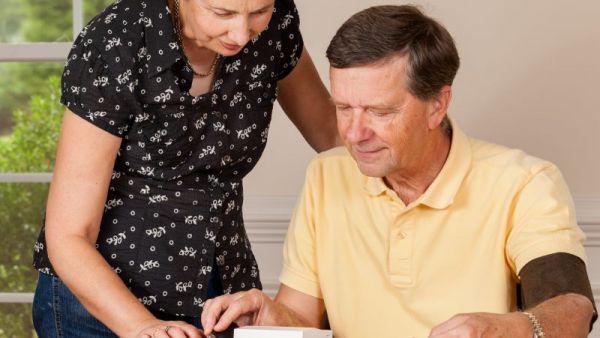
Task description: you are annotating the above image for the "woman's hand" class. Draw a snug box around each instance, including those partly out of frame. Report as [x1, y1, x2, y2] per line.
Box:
[134, 319, 204, 338]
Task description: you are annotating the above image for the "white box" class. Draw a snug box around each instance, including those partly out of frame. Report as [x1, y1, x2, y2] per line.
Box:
[234, 326, 332, 338]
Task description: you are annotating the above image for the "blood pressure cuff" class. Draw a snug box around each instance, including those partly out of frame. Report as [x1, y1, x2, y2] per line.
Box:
[518, 252, 597, 331]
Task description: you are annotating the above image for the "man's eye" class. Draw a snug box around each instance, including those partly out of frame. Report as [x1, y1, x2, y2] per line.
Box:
[370, 109, 395, 118]
[371, 111, 388, 117]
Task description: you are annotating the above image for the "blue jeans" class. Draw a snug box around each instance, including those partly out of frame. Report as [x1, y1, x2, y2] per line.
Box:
[32, 272, 222, 337]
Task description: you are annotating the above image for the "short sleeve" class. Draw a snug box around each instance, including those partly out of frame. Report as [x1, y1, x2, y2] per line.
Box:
[506, 163, 587, 275]
[60, 40, 131, 137]
[274, 0, 304, 80]
[279, 159, 323, 298]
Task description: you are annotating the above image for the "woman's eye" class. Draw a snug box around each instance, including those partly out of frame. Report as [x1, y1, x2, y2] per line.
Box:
[251, 9, 268, 16]
[214, 11, 233, 17]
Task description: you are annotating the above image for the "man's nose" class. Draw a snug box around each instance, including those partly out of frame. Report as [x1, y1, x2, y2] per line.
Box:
[345, 112, 371, 143]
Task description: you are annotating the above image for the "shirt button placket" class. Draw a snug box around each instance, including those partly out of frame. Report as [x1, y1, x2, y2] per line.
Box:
[389, 208, 414, 287]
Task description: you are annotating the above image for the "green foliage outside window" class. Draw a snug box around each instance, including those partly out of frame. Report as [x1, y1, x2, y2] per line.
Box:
[0, 0, 130, 335]
[0, 76, 62, 337]
[0, 0, 114, 135]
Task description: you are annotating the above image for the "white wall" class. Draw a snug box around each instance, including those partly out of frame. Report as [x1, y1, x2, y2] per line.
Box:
[244, 0, 600, 335]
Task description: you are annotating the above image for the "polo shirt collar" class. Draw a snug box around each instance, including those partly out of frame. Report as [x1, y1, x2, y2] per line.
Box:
[143, 0, 183, 77]
[364, 117, 472, 209]
[364, 173, 387, 196]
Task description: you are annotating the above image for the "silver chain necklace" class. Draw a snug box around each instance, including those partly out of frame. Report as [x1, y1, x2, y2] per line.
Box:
[173, 0, 220, 78]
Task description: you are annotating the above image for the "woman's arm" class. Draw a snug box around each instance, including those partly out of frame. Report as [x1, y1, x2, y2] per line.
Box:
[277, 47, 340, 152]
[45, 110, 200, 338]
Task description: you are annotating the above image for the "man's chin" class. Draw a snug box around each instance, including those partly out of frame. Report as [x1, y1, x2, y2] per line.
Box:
[355, 162, 386, 178]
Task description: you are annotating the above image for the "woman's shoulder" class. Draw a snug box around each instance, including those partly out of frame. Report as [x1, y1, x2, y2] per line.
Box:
[274, 0, 298, 12]
[72, 0, 162, 59]
[250, 0, 301, 51]
[272, 0, 300, 26]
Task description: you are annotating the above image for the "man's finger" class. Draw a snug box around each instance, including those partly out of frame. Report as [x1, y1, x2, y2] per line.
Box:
[202, 293, 240, 334]
[212, 298, 246, 332]
[213, 293, 261, 332]
[429, 314, 469, 337]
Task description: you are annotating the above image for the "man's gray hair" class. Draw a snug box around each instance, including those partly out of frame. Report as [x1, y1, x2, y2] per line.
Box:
[326, 5, 459, 134]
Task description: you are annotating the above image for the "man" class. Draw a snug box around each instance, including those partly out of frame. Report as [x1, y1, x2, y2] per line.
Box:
[201, 5, 597, 338]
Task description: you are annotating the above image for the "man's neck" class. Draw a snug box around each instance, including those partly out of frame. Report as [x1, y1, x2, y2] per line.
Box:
[384, 130, 452, 205]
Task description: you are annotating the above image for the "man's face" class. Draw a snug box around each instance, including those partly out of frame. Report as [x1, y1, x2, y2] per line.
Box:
[331, 56, 436, 179]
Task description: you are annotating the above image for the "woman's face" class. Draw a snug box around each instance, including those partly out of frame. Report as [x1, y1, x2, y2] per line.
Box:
[181, 0, 275, 56]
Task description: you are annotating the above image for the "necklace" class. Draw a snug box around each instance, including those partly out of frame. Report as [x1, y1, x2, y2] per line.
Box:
[188, 52, 220, 77]
[173, 0, 220, 78]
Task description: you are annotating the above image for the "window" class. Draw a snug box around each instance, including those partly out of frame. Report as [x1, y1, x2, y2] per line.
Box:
[0, 0, 113, 335]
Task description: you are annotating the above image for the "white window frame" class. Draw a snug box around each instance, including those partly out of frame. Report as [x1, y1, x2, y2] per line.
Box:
[0, 0, 84, 304]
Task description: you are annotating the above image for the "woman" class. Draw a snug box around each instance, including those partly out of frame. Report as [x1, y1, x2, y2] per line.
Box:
[31, 0, 337, 336]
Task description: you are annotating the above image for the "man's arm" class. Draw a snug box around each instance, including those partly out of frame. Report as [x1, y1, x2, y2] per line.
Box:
[429, 252, 597, 338]
[428, 293, 594, 338]
[201, 284, 325, 336]
[519, 252, 597, 331]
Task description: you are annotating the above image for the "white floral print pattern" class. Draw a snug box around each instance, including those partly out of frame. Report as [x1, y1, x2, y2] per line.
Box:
[33, 0, 303, 316]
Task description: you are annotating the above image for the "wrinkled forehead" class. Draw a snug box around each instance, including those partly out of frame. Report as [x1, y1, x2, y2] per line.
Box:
[329, 57, 410, 105]
[329, 55, 408, 84]
[201, 0, 275, 12]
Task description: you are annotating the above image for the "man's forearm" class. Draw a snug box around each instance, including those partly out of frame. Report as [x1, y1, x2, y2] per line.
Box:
[519, 252, 597, 333]
[268, 301, 315, 327]
[525, 293, 594, 338]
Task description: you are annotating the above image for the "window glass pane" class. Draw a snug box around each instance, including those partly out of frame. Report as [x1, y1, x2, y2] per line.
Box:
[0, 0, 72, 43]
[84, 0, 119, 24]
[0, 303, 35, 337]
[0, 182, 48, 294]
[0, 63, 63, 172]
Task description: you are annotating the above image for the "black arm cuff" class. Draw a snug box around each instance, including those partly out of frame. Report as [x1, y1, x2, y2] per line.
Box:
[518, 252, 597, 332]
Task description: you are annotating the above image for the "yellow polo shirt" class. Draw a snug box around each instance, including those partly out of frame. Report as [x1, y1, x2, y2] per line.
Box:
[280, 123, 586, 338]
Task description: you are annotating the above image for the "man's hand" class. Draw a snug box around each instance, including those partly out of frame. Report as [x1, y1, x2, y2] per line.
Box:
[201, 289, 276, 336]
[429, 293, 594, 338]
[428, 312, 531, 338]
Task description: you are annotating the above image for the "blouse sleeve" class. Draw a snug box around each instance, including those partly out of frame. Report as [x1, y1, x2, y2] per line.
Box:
[274, 0, 304, 80]
[60, 39, 132, 137]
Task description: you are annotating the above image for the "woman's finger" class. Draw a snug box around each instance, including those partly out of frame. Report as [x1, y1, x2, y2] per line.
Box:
[172, 321, 203, 338]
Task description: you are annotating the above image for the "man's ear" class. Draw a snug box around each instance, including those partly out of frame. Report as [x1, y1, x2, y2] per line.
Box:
[427, 85, 452, 130]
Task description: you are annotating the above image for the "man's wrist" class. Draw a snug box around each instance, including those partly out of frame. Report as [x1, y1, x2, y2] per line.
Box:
[522, 311, 545, 338]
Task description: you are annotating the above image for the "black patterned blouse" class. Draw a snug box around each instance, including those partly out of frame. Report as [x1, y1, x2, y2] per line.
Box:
[33, 0, 303, 316]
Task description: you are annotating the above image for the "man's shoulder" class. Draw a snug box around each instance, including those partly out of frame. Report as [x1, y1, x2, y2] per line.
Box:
[468, 137, 558, 179]
[305, 147, 361, 180]
[312, 146, 355, 167]
[316, 146, 352, 159]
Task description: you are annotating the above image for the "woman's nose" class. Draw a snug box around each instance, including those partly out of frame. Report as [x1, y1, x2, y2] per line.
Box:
[228, 17, 251, 46]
